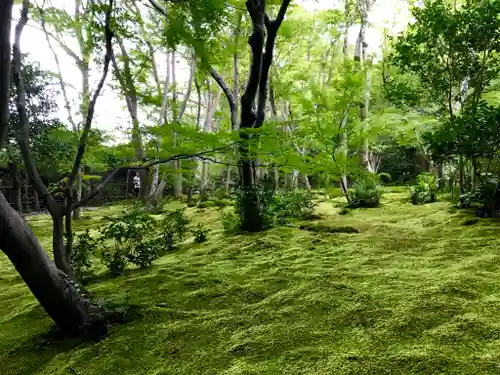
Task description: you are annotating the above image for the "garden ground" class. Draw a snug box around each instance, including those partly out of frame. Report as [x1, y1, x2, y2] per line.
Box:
[2, 190, 500, 374]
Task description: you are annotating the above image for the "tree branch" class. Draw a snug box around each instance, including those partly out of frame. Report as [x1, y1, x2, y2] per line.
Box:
[73, 146, 230, 209]
[147, 0, 168, 16]
[240, 0, 266, 130]
[209, 66, 237, 130]
[255, 0, 291, 128]
[67, 0, 115, 189]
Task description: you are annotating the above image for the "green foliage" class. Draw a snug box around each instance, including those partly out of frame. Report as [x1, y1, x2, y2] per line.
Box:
[348, 177, 384, 208]
[198, 200, 216, 208]
[410, 173, 439, 205]
[191, 223, 210, 243]
[272, 190, 316, 223]
[220, 211, 241, 235]
[460, 179, 500, 216]
[99, 208, 156, 274]
[211, 198, 231, 207]
[127, 238, 161, 268]
[157, 209, 190, 250]
[71, 229, 100, 279]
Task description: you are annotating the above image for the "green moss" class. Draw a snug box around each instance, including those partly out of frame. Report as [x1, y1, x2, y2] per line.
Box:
[3, 193, 500, 374]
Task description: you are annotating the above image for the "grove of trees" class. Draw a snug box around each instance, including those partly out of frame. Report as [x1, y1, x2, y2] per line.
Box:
[2, 0, 500, 336]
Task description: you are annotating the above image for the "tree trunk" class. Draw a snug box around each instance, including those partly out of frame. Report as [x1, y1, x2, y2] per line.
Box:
[0, 193, 107, 335]
[73, 169, 82, 219]
[339, 0, 351, 196]
[33, 188, 41, 211]
[302, 175, 312, 191]
[8, 163, 22, 213]
[23, 172, 30, 213]
[459, 156, 465, 195]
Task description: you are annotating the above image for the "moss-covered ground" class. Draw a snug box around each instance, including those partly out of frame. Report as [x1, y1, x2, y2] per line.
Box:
[2, 191, 500, 374]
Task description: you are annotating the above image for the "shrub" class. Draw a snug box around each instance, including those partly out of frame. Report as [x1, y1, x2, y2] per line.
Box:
[187, 201, 196, 208]
[99, 208, 156, 274]
[410, 173, 439, 205]
[348, 178, 383, 208]
[71, 229, 101, 279]
[212, 198, 231, 207]
[272, 190, 316, 222]
[198, 200, 216, 208]
[158, 209, 190, 250]
[221, 211, 241, 234]
[192, 223, 210, 243]
[127, 238, 161, 268]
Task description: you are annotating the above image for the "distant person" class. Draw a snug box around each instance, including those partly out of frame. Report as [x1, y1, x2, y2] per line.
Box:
[133, 172, 141, 197]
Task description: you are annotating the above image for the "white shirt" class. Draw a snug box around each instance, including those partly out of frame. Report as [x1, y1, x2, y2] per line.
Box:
[133, 175, 141, 188]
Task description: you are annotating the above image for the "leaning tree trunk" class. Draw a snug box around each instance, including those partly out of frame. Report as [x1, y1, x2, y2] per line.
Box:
[0, 184, 107, 334]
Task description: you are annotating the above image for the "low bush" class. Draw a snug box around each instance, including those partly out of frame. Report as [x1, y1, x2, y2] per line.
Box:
[198, 201, 216, 208]
[71, 229, 101, 279]
[99, 208, 157, 274]
[158, 208, 190, 250]
[187, 201, 196, 208]
[212, 198, 231, 207]
[221, 211, 241, 234]
[192, 223, 210, 243]
[410, 173, 439, 205]
[272, 190, 316, 221]
[127, 238, 161, 268]
[348, 178, 383, 208]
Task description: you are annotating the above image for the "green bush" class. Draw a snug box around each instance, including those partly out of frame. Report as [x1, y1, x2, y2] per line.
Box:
[198, 201, 216, 208]
[99, 208, 157, 274]
[101, 248, 129, 275]
[71, 229, 101, 279]
[192, 223, 210, 243]
[187, 201, 196, 208]
[410, 173, 439, 205]
[348, 178, 383, 208]
[127, 238, 161, 268]
[158, 209, 190, 250]
[212, 198, 231, 207]
[272, 190, 317, 222]
[221, 211, 241, 234]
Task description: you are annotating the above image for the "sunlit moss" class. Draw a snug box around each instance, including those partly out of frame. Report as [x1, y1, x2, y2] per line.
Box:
[1, 193, 500, 374]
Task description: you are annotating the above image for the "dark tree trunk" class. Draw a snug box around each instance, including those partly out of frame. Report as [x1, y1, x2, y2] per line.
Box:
[0, 193, 107, 335]
[237, 0, 291, 232]
[33, 188, 41, 211]
[8, 163, 22, 213]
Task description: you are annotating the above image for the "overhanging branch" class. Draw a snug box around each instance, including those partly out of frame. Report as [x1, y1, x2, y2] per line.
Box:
[73, 146, 231, 209]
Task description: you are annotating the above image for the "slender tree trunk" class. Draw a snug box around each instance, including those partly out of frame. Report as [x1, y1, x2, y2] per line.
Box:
[459, 156, 465, 195]
[33, 187, 41, 211]
[302, 175, 312, 191]
[7, 163, 22, 213]
[200, 86, 222, 198]
[23, 171, 30, 213]
[339, 0, 351, 196]
[356, 0, 375, 173]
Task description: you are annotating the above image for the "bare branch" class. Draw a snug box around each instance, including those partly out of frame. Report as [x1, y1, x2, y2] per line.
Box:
[67, 0, 115, 189]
